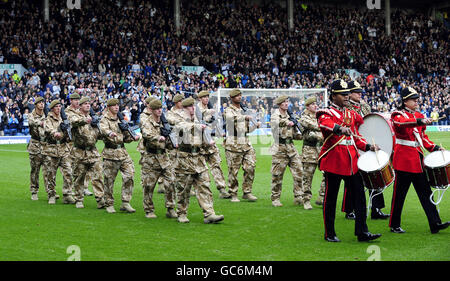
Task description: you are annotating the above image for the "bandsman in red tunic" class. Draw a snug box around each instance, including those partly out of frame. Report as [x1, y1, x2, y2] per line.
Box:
[316, 79, 382, 242]
[389, 86, 449, 234]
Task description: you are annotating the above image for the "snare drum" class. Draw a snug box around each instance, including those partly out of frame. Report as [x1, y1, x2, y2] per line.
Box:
[358, 113, 395, 156]
[424, 150, 450, 189]
[357, 150, 395, 191]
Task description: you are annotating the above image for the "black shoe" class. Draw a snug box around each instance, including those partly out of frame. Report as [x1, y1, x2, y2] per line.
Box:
[431, 221, 450, 234]
[390, 227, 406, 234]
[345, 212, 356, 220]
[325, 236, 341, 242]
[371, 208, 390, 220]
[357, 232, 382, 242]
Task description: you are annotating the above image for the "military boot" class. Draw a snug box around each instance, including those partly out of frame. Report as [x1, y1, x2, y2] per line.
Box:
[84, 189, 93, 196]
[166, 208, 178, 218]
[242, 193, 257, 202]
[120, 203, 136, 213]
[145, 212, 157, 219]
[293, 197, 303, 206]
[31, 193, 38, 201]
[75, 201, 84, 209]
[97, 198, 106, 209]
[204, 214, 224, 224]
[272, 199, 283, 207]
[106, 206, 116, 213]
[219, 189, 231, 199]
[177, 214, 190, 223]
[48, 196, 56, 205]
[63, 195, 76, 204]
[303, 201, 313, 210]
[230, 195, 240, 202]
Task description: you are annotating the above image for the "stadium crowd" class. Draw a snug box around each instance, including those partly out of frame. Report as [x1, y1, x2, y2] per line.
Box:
[0, 0, 448, 136]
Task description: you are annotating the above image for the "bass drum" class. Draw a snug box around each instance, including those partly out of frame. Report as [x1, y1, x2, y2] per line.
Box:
[358, 113, 395, 156]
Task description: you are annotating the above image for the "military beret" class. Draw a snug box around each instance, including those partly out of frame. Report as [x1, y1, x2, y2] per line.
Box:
[149, 99, 162, 110]
[305, 96, 317, 106]
[79, 97, 90, 105]
[330, 79, 350, 95]
[69, 93, 81, 99]
[347, 80, 363, 93]
[145, 96, 157, 105]
[274, 95, 289, 105]
[173, 93, 184, 103]
[34, 97, 44, 104]
[181, 97, 195, 107]
[401, 86, 419, 100]
[49, 99, 61, 109]
[198, 91, 210, 98]
[107, 98, 119, 106]
[229, 88, 242, 98]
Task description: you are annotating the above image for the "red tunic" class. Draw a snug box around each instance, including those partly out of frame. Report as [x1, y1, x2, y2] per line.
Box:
[316, 104, 370, 176]
[391, 109, 437, 173]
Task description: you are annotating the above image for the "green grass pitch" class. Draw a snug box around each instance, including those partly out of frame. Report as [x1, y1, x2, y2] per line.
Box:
[0, 132, 449, 261]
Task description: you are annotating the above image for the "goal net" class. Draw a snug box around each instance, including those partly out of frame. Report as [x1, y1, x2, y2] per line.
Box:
[209, 88, 328, 134]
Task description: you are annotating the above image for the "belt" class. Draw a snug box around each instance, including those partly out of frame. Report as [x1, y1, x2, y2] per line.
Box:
[74, 143, 96, 151]
[278, 138, 293, 144]
[31, 136, 40, 141]
[179, 145, 200, 153]
[146, 147, 166, 154]
[395, 139, 420, 147]
[105, 143, 124, 149]
[46, 139, 66, 145]
[303, 139, 318, 147]
[338, 139, 355, 146]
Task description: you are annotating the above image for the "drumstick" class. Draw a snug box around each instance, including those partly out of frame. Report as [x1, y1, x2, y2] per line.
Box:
[372, 137, 380, 165]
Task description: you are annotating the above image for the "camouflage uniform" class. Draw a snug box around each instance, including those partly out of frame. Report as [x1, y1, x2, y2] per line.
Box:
[69, 110, 105, 204]
[100, 110, 136, 208]
[223, 103, 258, 200]
[139, 107, 176, 216]
[197, 102, 230, 198]
[300, 108, 326, 205]
[270, 108, 303, 205]
[66, 105, 92, 193]
[174, 109, 222, 222]
[42, 111, 74, 200]
[27, 109, 48, 196]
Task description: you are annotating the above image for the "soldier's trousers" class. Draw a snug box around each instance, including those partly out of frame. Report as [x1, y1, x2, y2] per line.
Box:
[29, 153, 48, 194]
[302, 162, 326, 203]
[140, 160, 176, 213]
[44, 155, 74, 198]
[175, 171, 215, 218]
[103, 157, 135, 207]
[203, 145, 227, 191]
[225, 148, 256, 196]
[73, 157, 105, 203]
[271, 152, 303, 201]
[71, 154, 92, 190]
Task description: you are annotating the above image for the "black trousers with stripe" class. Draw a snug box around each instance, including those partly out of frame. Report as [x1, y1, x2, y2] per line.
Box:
[342, 186, 386, 213]
[389, 170, 441, 231]
[323, 172, 369, 238]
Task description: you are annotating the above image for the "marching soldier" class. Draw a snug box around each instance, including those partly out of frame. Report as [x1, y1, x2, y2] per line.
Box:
[100, 98, 139, 214]
[223, 89, 260, 202]
[42, 100, 76, 204]
[28, 96, 49, 200]
[269, 95, 303, 207]
[69, 97, 106, 209]
[65, 93, 94, 197]
[197, 90, 231, 199]
[316, 79, 381, 242]
[139, 98, 177, 219]
[173, 97, 224, 223]
[342, 81, 389, 220]
[389, 86, 449, 234]
[299, 96, 326, 209]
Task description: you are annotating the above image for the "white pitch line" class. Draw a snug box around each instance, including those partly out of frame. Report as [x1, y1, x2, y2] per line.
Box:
[0, 149, 28, 153]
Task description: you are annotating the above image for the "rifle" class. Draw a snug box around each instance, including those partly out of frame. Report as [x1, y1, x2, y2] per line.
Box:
[240, 102, 258, 128]
[89, 108, 100, 129]
[194, 103, 213, 145]
[117, 111, 139, 139]
[160, 112, 178, 148]
[287, 108, 302, 134]
[207, 101, 224, 137]
[60, 106, 72, 141]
